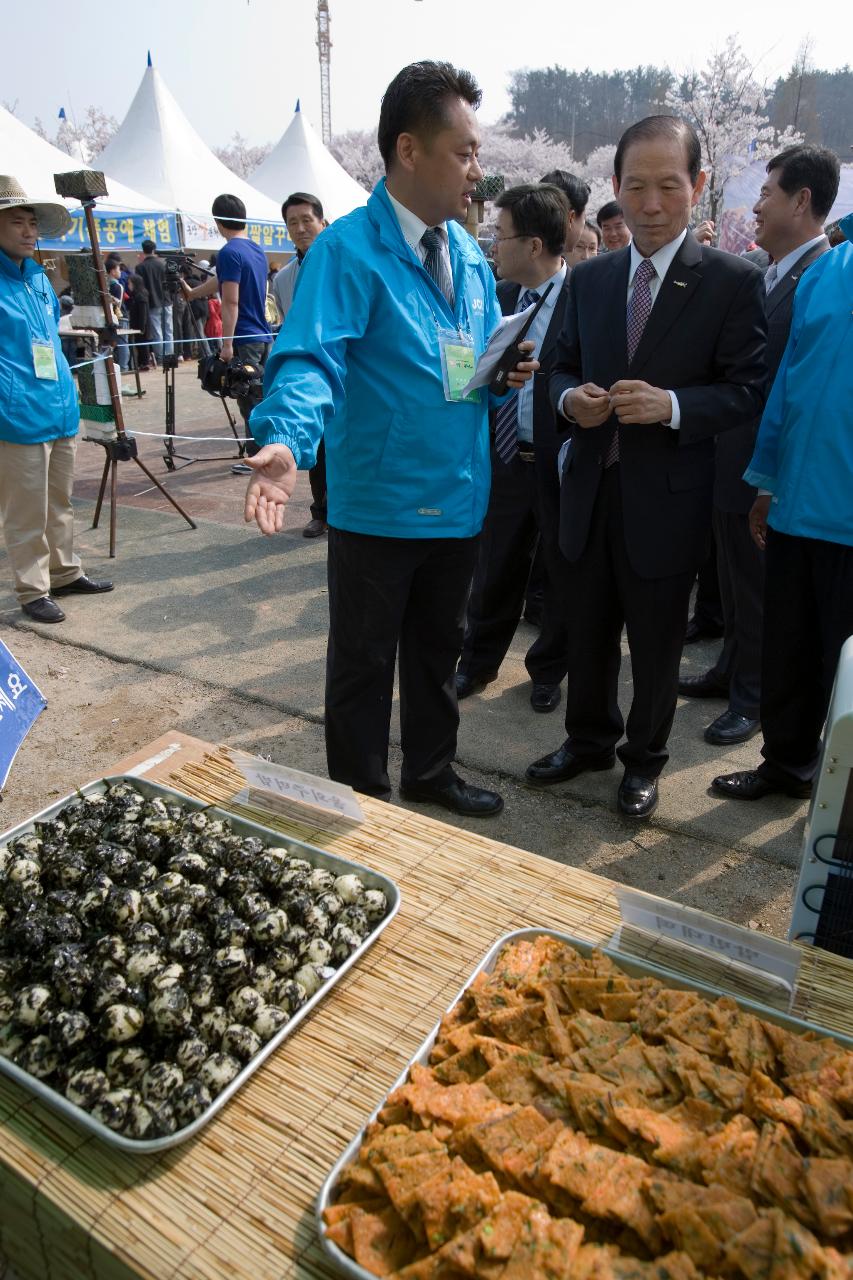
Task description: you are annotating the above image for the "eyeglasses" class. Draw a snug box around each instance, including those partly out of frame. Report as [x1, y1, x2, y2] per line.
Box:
[491, 233, 531, 244]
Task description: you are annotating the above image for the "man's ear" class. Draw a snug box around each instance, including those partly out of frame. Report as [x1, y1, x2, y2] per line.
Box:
[612, 174, 620, 198]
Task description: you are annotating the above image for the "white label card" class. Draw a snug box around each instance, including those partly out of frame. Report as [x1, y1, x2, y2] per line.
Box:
[231, 751, 365, 823]
[612, 887, 802, 1007]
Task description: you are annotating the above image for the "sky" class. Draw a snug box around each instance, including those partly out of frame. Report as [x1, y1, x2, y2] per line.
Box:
[4, 0, 852, 151]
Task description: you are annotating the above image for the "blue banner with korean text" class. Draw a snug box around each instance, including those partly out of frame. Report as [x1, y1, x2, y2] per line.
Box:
[38, 210, 180, 252]
[0, 641, 47, 792]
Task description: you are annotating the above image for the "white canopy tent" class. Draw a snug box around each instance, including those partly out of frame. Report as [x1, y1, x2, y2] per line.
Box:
[1, 104, 159, 215]
[251, 102, 369, 224]
[94, 59, 287, 251]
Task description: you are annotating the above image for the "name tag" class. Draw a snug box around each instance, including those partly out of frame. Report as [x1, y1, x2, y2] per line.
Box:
[32, 342, 58, 381]
[438, 329, 479, 404]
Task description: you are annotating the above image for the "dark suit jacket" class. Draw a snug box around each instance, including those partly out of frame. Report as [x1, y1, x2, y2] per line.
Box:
[715, 236, 829, 513]
[549, 232, 767, 578]
[495, 276, 570, 456]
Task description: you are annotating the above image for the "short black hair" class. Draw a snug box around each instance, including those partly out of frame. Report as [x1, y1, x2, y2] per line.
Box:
[140, 239, 156, 254]
[211, 193, 247, 231]
[539, 170, 590, 217]
[596, 200, 623, 227]
[585, 219, 602, 245]
[282, 191, 324, 221]
[766, 144, 841, 222]
[495, 184, 569, 257]
[378, 60, 481, 170]
[105, 253, 122, 268]
[614, 115, 702, 185]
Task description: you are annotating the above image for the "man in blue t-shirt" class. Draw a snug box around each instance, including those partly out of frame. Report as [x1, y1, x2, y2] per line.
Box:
[181, 193, 272, 470]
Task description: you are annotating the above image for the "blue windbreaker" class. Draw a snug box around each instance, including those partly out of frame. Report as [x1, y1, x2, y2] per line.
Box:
[744, 237, 853, 547]
[0, 248, 79, 445]
[249, 179, 503, 539]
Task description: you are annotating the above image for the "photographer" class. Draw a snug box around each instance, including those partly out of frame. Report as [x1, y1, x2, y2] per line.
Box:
[181, 194, 272, 473]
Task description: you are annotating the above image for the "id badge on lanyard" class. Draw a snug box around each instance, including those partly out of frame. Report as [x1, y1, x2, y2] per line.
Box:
[32, 341, 58, 380]
[437, 327, 480, 404]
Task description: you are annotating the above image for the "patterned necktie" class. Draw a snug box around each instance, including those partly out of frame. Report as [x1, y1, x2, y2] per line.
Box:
[493, 289, 539, 464]
[764, 263, 779, 293]
[607, 257, 657, 468]
[421, 226, 455, 309]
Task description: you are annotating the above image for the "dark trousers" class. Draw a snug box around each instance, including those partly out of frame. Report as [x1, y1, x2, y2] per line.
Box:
[692, 532, 724, 630]
[709, 507, 765, 719]
[758, 529, 853, 785]
[235, 341, 270, 457]
[325, 528, 479, 800]
[460, 446, 568, 686]
[562, 467, 695, 778]
[309, 438, 327, 523]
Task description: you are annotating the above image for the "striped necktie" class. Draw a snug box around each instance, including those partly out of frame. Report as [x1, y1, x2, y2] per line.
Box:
[420, 226, 455, 309]
[493, 289, 539, 464]
[606, 258, 657, 468]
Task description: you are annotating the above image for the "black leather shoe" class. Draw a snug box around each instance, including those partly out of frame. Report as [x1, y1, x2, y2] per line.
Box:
[302, 518, 328, 538]
[525, 742, 615, 785]
[618, 773, 658, 818]
[684, 616, 725, 644]
[21, 596, 65, 623]
[399, 770, 503, 817]
[678, 671, 729, 699]
[455, 669, 497, 700]
[704, 711, 761, 746]
[52, 575, 114, 596]
[711, 770, 812, 801]
[530, 683, 561, 713]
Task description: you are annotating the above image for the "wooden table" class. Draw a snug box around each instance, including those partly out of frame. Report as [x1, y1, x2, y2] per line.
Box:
[2, 733, 851, 1280]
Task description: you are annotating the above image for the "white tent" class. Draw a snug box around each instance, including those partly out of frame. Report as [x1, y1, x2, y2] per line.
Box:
[1, 104, 158, 214]
[94, 59, 286, 250]
[251, 102, 369, 224]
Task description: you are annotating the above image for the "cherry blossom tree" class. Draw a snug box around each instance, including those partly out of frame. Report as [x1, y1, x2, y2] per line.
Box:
[329, 129, 384, 190]
[666, 37, 802, 227]
[214, 133, 272, 179]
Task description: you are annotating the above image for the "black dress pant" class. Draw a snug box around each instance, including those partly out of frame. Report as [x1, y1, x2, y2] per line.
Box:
[562, 466, 695, 778]
[325, 527, 479, 800]
[691, 531, 724, 630]
[234, 341, 269, 457]
[709, 507, 765, 719]
[460, 446, 568, 686]
[309, 438, 327, 523]
[758, 528, 853, 785]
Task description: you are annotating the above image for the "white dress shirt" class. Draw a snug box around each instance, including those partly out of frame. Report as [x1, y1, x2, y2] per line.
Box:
[386, 188, 453, 289]
[515, 262, 567, 444]
[766, 233, 828, 292]
[561, 228, 687, 428]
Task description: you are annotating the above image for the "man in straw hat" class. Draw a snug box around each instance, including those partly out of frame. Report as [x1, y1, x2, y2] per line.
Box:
[0, 175, 113, 623]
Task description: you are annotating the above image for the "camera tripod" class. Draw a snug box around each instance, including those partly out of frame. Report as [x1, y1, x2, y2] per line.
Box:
[162, 347, 247, 472]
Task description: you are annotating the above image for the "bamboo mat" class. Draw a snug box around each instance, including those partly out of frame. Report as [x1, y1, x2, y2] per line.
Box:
[0, 736, 850, 1280]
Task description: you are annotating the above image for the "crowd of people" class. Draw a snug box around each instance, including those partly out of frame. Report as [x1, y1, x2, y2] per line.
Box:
[1, 57, 851, 832]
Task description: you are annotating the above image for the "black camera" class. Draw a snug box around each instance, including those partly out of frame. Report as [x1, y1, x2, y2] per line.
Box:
[198, 354, 265, 399]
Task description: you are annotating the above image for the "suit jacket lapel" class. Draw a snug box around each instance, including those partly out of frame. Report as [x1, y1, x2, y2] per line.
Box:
[539, 278, 570, 364]
[765, 239, 830, 317]
[603, 248, 631, 370]
[629, 232, 702, 375]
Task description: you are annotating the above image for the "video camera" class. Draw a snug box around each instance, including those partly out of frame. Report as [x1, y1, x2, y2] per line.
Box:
[163, 251, 211, 297]
[197, 354, 265, 400]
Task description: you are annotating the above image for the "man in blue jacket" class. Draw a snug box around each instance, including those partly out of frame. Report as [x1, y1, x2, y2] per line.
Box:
[713, 212, 853, 803]
[0, 177, 113, 624]
[244, 62, 536, 816]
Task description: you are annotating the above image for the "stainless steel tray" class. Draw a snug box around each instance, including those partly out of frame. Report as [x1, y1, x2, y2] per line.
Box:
[316, 925, 853, 1280]
[0, 774, 400, 1153]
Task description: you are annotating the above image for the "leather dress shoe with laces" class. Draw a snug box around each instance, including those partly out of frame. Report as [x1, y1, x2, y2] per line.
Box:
[52, 575, 114, 596]
[618, 773, 658, 818]
[302, 517, 328, 538]
[711, 770, 812, 801]
[704, 710, 761, 746]
[455, 669, 497, 700]
[678, 671, 729, 699]
[530, 682, 561, 713]
[684, 616, 725, 645]
[21, 596, 65, 623]
[399, 770, 503, 817]
[526, 742, 615, 785]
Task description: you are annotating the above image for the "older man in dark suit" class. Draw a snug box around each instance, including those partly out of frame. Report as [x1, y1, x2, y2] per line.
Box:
[679, 145, 839, 747]
[456, 179, 587, 713]
[526, 115, 768, 817]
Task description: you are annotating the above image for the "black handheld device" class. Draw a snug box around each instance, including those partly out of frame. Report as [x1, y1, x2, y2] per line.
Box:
[488, 282, 554, 396]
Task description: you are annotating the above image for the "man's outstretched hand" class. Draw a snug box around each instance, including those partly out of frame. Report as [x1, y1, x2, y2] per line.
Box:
[243, 444, 299, 535]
